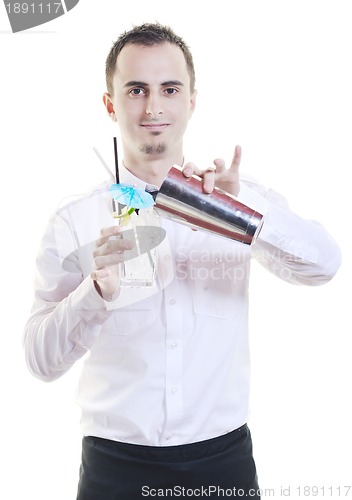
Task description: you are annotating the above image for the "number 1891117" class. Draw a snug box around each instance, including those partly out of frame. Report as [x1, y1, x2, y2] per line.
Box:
[5, 3, 63, 14]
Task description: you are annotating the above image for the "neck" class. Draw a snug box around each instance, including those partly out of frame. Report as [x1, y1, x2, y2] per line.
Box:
[122, 151, 184, 187]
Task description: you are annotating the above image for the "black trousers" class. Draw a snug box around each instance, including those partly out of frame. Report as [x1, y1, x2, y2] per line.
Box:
[76, 424, 260, 499]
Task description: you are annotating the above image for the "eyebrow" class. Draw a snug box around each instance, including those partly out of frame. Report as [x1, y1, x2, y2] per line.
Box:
[124, 80, 184, 88]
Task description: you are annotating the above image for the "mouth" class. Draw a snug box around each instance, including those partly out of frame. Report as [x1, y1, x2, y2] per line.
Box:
[141, 123, 170, 133]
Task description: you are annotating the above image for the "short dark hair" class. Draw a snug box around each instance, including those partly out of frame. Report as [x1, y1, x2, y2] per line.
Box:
[105, 22, 196, 95]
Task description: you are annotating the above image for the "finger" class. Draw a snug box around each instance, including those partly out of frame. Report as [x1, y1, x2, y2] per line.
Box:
[93, 237, 134, 258]
[183, 161, 219, 177]
[182, 162, 217, 193]
[213, 158, 226, 173]
[229, 145, 242, 173]
[182, 162, 203, 178]
[91, 267, 112, 281]
[100, 225, 122, 238]
[91, 265, 121, 298]
[93, 252, 126, 270]
[95, 225, 122, 248]
[201, 169, 216, 194]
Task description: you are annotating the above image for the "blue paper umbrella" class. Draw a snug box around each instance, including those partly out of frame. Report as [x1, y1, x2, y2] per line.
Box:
[109, 183, 155, 209]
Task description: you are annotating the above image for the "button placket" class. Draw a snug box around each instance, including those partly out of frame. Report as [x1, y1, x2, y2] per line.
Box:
[162, 281, 184, 441]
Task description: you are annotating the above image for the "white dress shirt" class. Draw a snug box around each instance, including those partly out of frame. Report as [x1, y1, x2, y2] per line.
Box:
[23, 165, 341, 446]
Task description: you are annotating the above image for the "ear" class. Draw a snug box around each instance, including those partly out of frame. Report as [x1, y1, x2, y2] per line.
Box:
[103, 93, 117, 122]
[189, 89, 197, 118]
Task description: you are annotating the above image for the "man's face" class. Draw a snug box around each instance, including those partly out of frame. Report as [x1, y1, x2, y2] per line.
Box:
[105, 42, 196, 165]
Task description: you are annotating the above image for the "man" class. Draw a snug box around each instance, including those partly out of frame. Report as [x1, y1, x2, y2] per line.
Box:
[23, 23, 341, 499]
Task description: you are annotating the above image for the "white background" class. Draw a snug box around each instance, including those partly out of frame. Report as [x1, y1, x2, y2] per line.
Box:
[0, 1, 351, 498]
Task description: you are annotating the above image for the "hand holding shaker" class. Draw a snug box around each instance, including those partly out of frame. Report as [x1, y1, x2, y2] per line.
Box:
[154, 165, 264, 245]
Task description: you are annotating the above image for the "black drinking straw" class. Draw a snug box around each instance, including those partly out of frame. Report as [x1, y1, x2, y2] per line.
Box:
[113, 137, 119, 184]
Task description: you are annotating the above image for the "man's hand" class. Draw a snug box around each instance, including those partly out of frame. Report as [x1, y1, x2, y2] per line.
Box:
[182, 145, 242, 196]
[90, 225, 134, 301]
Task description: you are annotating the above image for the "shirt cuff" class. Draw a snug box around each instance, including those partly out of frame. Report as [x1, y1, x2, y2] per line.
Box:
[69, 276, 113, 323]
[237, 182, 269, 216]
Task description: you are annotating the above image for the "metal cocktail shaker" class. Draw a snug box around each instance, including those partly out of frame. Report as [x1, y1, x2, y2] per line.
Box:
[154, 165, 264, 245]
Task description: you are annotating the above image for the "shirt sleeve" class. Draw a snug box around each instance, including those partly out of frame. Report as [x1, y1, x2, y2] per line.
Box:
[238, 178, 341, 285]
[23, 211, 115, 382]
[23, 203, 173, 383]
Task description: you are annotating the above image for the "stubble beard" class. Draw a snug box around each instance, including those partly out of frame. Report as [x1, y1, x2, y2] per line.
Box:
[139, 131, 167, 155]
[140, 143, 167, 155]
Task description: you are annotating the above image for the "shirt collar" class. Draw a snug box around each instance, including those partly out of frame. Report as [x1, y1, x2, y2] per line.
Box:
[119, 164, 147, 190]
[119, 161, 181, 194]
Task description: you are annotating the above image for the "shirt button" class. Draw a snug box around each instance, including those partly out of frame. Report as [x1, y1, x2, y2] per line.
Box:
[171, 386, 178, 394]
[169, 299, 176, 305]
[171, 342, 178, 349]
[165, 435, 172, 441]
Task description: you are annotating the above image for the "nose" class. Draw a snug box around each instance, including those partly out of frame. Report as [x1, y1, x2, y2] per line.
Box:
[145, 92, 163, 117]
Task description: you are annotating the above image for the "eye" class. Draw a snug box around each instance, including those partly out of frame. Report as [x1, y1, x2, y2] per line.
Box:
[164, 88, 178, 96]
[129, 88, 145, 97]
